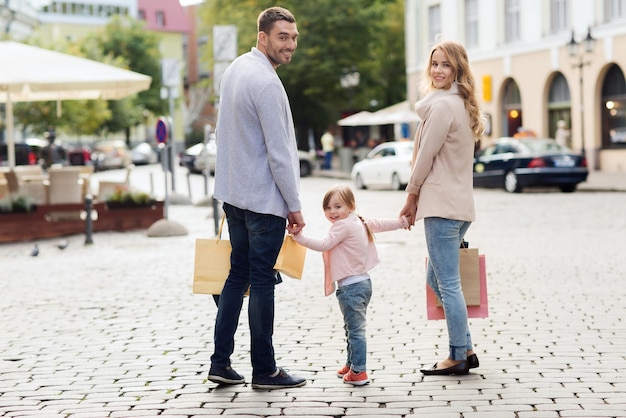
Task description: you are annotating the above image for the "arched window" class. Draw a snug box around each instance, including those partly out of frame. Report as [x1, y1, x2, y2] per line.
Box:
[502, 79, 522, 136]
[601, 65, 626, 148]
[547, 72, 571, 140]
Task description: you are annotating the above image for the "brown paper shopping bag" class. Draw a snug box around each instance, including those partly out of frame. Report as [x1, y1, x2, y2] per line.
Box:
[192, 216, 231, 294]
[425, 245, 488, 320]
[273, 235, 307, 279]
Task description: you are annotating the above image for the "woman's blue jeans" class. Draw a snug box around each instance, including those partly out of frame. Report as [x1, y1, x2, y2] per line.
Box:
[424, 217, 474, 361]
[210, 203, 285, 377]
[336, 279, 372, 373]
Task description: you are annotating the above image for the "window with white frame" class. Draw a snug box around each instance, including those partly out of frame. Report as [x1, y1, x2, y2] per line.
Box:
[550, 0, 570, 33]
[465, 0, 479, 48]
[156, 10, 165, 28]
[428, 5, 441, 46]
[605, 0, 626, 20]
[504, 0, 520, 43]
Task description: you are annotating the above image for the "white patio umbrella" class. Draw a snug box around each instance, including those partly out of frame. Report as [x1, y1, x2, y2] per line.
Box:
[0, 41, 152, 168]
[337, 111, 374, 127]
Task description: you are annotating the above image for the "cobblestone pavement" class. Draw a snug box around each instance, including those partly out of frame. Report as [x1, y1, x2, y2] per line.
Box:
[1, 175, 626, 418]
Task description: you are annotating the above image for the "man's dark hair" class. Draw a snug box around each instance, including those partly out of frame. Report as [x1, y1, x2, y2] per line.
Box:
[257, 7, 296, 33]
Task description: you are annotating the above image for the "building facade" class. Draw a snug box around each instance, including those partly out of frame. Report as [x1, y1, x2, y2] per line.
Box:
[406, 0, 626, 171]
[0, 0, 39, 40]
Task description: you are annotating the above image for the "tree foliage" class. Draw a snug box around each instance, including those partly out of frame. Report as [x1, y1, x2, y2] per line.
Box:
[199, 0, 406, 147]
[13, 19, 163, 140]
[79, 16, 165, 141]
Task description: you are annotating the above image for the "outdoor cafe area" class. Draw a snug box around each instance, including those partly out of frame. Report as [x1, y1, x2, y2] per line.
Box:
[0, 164, 163, 243]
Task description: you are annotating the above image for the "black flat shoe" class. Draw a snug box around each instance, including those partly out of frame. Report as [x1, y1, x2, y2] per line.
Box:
[467, 354, 479, 369]
[421, 360, 469, 376]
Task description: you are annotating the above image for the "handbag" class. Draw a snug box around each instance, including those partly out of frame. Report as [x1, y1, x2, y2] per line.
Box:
[273, 235, 307, 279]
[192, 215, 231, 295]
[425, 241, 488, 320]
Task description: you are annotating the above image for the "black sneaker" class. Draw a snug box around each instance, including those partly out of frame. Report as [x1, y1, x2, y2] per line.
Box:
[251, 368, 306, 389]
[207, 364, 245, 385]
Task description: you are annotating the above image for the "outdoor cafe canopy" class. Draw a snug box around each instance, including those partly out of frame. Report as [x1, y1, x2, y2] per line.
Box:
[0, 41, 152, 168]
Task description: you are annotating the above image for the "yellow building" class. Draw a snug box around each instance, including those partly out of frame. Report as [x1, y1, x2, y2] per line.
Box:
[406, 0, 626, 172]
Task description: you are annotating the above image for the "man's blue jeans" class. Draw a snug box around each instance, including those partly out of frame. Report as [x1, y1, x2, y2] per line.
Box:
[210, 203, 285, 377]
[424, 217, 474, 361]
[336, 279, 372, 373]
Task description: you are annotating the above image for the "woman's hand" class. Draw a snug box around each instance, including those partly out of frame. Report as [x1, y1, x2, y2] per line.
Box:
[399, 194, 418, 230]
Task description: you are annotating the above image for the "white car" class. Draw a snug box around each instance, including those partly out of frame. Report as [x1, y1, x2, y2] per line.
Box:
[351, 141, 414, 190]
[193, 137, 217, 174]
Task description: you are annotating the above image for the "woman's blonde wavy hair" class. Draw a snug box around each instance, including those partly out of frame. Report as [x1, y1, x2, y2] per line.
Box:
[423, 41, 485, 141]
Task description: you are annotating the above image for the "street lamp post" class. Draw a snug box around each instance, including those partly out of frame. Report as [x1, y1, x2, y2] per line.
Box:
[340, 67, 360, 110]
[567, 27, 596, 164]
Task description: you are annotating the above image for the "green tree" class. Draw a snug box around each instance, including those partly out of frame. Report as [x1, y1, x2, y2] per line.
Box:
[199, 0, 406, 148]
[81, 16, 165, 141]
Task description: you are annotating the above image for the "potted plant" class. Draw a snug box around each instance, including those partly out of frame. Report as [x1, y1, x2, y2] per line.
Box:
[0, 194, 36, 214]
[105, 186, 155, 209]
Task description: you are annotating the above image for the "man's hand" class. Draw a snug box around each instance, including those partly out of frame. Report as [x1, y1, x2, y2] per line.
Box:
[287, 211, 305, 235]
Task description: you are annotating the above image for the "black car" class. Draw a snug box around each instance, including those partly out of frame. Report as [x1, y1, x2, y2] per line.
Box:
[0, 143, 38, 166]
[473, 137, 588, 193]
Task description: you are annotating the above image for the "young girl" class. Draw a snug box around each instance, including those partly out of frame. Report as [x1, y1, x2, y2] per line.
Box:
[289, 185, 408, 385]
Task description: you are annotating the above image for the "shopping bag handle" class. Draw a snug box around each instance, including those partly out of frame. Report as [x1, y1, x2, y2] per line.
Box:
[217, 215, 226, 242]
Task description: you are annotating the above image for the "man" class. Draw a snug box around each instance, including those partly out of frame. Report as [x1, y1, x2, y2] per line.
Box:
[320, 128, 335, 170]
[208, 7, 306, 390]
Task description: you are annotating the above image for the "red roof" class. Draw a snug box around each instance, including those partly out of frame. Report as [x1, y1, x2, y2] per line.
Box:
[137, 0, 191, 33]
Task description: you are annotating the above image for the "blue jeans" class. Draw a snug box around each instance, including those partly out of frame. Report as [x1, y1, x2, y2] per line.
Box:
[424, 217, 474, 361]
[336, 279, 372, 373]
[324, 151, 333, 169]
[210, 203, 286, 377]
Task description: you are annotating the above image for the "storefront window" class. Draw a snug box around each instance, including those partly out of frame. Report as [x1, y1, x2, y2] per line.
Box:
[601, 65, 626, 148]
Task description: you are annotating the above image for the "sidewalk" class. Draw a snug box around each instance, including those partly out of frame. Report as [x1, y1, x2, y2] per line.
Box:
[314, 167, 626, 192]
[1, 173, 625, 418]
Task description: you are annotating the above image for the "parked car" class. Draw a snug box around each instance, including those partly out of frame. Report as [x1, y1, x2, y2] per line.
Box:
[182, 137, 314, 178]
[473, 137, 588, 193]
[66, 143, 93, 166]
[91, 140, 131, 171]
[0, 143, 38, 166]
[179, 142, 206, 174]
[131, 142, 159, 165]
[351, 141, 414, 190]
[193, 137, 217, 174]
[298, 150, 314, 177]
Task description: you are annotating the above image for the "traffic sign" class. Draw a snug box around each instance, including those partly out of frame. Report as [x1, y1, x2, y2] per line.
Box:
[156, 117, 169, 144]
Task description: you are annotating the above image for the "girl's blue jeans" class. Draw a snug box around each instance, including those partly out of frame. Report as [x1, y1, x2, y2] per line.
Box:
[210, 203, 285, 377]
[424, 217, 474, 361]
[336, 279, 372, 373]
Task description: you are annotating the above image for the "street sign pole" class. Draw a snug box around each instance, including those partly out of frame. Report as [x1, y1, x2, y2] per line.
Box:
[156, 117, 170, 220]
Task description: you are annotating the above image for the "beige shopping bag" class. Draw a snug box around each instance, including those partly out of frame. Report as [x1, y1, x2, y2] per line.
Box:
[273, 235, 307, 279]
[192, 216, 231, 294]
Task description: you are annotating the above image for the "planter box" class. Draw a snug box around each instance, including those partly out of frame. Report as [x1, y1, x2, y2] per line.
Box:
[0, 201, 164, 243]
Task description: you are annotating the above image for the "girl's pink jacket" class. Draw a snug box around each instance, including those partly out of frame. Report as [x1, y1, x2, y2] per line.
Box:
[293, 211, 406, 296]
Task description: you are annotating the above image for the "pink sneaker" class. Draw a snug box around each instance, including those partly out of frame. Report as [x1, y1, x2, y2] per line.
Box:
[336, 364, 350, 378]
[343, 369, 369, 386]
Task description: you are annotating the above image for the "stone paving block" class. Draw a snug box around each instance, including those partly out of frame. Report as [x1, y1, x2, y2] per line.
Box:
[280, 406, 345, 416]
[517, 412, 561, 418]
[343, 407, 412, 415]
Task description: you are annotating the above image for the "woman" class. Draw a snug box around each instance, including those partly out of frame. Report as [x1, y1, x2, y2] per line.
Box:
[399, 41, 484, 376]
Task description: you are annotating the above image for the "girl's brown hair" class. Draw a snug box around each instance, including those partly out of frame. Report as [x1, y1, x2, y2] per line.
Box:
[322, 185, 374, 242]
[423, 41, 485, 141]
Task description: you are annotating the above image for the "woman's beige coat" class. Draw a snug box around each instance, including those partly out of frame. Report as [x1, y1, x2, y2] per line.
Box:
[406, 82, 476, 222]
